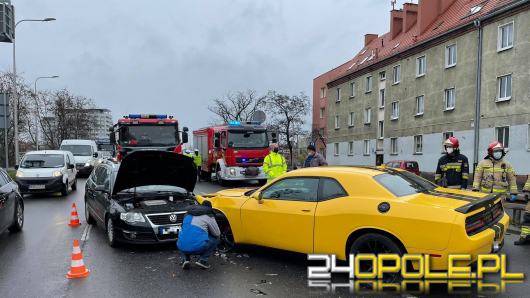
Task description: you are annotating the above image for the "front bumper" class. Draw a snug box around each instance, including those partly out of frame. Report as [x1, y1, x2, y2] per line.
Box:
[219, 166, 268, 181]
[113, 211, 187, 244]
[76, 164, 93, 175]
[16, 176, 64, 194]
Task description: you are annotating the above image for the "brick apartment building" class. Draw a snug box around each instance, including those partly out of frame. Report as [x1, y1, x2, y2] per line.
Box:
[313, 0, 530, 174]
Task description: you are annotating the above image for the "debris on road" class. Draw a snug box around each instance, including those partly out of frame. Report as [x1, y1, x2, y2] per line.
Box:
[250, 289, 267, 296]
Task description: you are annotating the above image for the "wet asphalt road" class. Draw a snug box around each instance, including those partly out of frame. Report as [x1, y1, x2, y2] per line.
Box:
[0, 179, 529, 298]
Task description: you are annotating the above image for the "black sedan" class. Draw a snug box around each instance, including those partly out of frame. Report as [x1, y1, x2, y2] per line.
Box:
[84, 151, 197, 247]
[0, 168, 24, 235]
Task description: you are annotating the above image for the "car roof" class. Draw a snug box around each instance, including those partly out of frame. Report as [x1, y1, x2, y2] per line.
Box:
[61, 139, 96, 145]
[25, 150, 69, 155]
[284, 166, 389, 178]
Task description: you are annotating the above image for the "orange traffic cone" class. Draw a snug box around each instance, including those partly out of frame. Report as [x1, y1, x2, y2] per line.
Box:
[68, 203, 81, 227]
[66, 240, 90, 279]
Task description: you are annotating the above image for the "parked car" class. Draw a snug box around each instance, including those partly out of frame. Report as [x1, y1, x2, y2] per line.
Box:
[0, 168, 24, 234]
[84, 151, 197, 247]
[60, 139, 99, 177]
[198, 166, 508, 271]
[15, 150, 77, 196]
[385, 160, 420, 175]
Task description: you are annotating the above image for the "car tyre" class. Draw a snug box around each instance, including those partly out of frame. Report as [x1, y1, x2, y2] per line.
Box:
[61, 180, 69, 197]
[8, 199, 24, 233]
[85, 201, 96, 225]
[72, 179, 77, 191]
[106, 217, 119, 248]
[217, 223, 235, 253]
[349, 233, 404, 282]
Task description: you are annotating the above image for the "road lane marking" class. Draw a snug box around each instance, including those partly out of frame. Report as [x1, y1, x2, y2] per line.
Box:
[81, 225, 92, 242]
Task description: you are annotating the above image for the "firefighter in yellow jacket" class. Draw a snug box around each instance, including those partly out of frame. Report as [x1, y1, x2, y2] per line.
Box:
[515, 176, 530, 245]
[472, 142, 518, 202]
[263, 143, 287, 182]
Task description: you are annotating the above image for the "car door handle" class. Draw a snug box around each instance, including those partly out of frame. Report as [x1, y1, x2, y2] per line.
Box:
[301, 209, 311, 212]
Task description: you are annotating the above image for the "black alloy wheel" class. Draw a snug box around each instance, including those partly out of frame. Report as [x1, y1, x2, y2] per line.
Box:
[349, 233, 405, 283]
[72, 179, 77, 191]
[61, 180, 69, 197]
[217, 224, 235, 253]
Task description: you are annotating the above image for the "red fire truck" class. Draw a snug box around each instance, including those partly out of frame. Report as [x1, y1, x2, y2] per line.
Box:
[193, 121, 274, 185]
[110, 114, 189, 161]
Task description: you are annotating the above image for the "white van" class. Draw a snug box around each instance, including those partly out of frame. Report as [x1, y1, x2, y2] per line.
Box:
[60, 139, 99, 176]
[15, 150, 77, 196]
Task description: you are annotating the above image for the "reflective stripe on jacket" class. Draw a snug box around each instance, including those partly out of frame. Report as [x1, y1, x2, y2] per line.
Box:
[472, 158, 517, 193]
[263, 152, 287, 181]
[434, 153, 469, 188]
[193, 154, 202, 167]
[524, 176, 530, 192]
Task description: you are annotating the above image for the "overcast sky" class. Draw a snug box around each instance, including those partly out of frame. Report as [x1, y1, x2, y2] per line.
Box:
[0, 0, 404, 130]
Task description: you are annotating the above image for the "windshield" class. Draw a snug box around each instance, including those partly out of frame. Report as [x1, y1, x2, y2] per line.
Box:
[21, 154, 65, 168]
[119, 185, 187, 194]
[60, 145, 93, 156]
[228, 130, 268, 149]
[98, 144, 114, 151]
[374, 170, 436, 197]
[119, 125, 177, 147]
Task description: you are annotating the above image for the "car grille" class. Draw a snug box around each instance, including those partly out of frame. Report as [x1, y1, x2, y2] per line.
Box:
[236, 157, 263, 164]
[146, 212, 186, 226]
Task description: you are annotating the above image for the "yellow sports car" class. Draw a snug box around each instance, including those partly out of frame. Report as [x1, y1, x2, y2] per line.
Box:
[198, 166, 509, 270]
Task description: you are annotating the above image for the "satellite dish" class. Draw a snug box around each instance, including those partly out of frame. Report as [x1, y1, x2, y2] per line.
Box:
[251, 110, 266, 124]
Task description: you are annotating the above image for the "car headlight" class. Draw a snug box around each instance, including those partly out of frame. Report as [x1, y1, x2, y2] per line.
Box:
[52, 171, 63, 177]
[85, 162, 91, 167]
[229, 168, 236, 176]
[16, 170, 24, 178]
[120, 212, 145, 223]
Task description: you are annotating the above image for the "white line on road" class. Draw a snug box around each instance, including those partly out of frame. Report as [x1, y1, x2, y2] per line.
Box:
[81, 225, 92, 242]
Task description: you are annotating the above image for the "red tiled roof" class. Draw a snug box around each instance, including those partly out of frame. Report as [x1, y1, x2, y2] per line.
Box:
[329, 0, 516, 84]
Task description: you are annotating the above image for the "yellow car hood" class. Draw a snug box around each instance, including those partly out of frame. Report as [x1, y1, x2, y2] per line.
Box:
[208, 188, 254, 198]
[407, 188, 488, 210]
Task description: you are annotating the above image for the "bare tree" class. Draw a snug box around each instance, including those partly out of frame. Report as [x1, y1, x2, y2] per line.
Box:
[208, 89, 266, 123]
[264, 91, 310, 168]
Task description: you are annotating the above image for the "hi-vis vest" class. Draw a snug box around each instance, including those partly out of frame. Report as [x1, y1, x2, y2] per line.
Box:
[263, 152, 287, 181]
[472, 158, 517, 194]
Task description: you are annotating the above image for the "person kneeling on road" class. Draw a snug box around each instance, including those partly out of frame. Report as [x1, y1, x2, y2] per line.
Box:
[177, 201, 220, 270]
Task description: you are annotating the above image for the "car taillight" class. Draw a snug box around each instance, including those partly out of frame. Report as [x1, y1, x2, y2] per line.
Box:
[466, 218, 485, 234]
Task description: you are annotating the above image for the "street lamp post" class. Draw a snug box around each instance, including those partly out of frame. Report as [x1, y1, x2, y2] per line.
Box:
[33, 75, 59, 150]
[12, 17, 56, 165]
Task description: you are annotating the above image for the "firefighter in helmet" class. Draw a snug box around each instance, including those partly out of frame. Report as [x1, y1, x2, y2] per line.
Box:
[263, 143, 287, 182]
[515, 176, 530, 245]
[472, 141, 518, 202]
[435, 137, 469, 189]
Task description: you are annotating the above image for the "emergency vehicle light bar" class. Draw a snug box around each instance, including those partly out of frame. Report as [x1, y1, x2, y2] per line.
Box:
[128, 114, 168, 119]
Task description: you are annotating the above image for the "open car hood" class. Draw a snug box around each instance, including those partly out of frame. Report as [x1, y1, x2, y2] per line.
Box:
[112, 151, 197, 195]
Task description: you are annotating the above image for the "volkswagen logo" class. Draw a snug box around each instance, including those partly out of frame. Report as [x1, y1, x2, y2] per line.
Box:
[169, 214, 177, 223]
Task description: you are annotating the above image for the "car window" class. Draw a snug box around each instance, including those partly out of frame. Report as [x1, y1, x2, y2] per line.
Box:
[66, 154, 72, 165]
[0, 171, 9, 187]
[94, 166, 107, 185]
[374, 172, 436, 197]
[319, 178, 348, 201]
[406, 162, 418, 169]
[261, 178, 319, 202]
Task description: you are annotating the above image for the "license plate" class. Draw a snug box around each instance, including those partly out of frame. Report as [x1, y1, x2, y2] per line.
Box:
[159, 225, 181, 235]
[29, 184, 45, 190]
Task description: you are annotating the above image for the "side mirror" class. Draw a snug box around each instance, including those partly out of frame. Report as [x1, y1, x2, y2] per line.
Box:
[251, 192, 263, 204]
[182, 131, 189, 144]
[93, 152, 99, 158]
[108, 126, 114, 132]
[183, 126, 189, 132]
[67, 164, 75, 170]
[109, 132, 116, 144]
[271, 132, 277, 143]
[14, 165, 19, 170]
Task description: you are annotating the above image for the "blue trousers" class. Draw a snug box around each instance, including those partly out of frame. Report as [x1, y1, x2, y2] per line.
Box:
[181, 236, 219, 261]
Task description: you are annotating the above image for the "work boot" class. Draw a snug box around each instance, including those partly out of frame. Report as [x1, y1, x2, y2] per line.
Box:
[514, 236, 528, 246]
[181, 260, 190, 270]
[195, 259, 211, 269]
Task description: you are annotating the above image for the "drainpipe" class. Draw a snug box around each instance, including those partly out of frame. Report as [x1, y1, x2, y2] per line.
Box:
[472, 19, 483, 174]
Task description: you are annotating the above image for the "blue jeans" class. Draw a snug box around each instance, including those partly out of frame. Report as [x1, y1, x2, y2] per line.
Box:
[181, 236, 219, 262]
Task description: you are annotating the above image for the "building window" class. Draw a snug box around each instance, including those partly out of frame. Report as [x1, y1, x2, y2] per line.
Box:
[391, 101, 399, 120]
[390, 138, 398, 155]
[350, 82, 356, 98]
[393, 65, 401, 84]
[320, 87, 326, 98]
[379, 89, 385, 108]
[363, 140, 370, 156]
[379, 71, 386, 81]
[444, 88, 456, 111]
[416, 55, 426, 77]
[445, 44, 457, 68]
[348, 141, 354, 156]
[334, 143, 339, 156]
[496, 126, 510, 148]
[348, 112, 354, 127]
[415, 95, 424, 116]
[319, 108, 325, 119]
[378, 121, 384, 139]
[334, 115, 340, 129]
[498, 21, 514, 51]
[319, 128, 324, 137]
[365, 76, 372, 93]
[414, 135, 423, 154]
[336, 88, 341, 102]
[364, 108, 371, 124]
[497, 74, 512, 102]
[443, 131, 454, 141]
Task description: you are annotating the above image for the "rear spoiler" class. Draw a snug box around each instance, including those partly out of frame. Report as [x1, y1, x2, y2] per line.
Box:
[455, 193, 503, 214]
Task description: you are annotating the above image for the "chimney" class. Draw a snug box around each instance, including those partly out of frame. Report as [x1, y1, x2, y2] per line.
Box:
[403, 3, 418, 33]
[364, 34, 378, 46]
[418, 0, 456, 34]
[390, 10, 404, 39]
